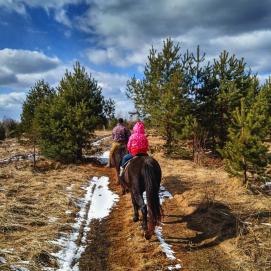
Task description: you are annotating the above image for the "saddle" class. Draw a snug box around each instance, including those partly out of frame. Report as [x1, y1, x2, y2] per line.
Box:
[123, 153, 148, 172]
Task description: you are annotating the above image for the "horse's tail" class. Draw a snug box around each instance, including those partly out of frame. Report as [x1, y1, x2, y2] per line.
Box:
[143, 157, 162, 239]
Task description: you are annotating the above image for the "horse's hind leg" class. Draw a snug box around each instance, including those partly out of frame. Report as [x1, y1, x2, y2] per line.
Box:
[131, 194, 139, 222]
[133, 191, 147, 230]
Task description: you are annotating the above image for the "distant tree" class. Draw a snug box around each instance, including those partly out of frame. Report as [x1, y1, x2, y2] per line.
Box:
[36, 62, 105, 162]
[2, 118, 20, 138]
[182, 115, 208, 164]
[0, 122, 5, 140]
[103, 98, 116, 128]
[127, 76, 146, 119]
[104, 98, 115, 120]
[221, 99, 268, 185]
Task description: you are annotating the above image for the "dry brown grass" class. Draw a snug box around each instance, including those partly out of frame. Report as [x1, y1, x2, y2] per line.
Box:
[0, 138, 33, 160]
[148, 134, 271, 271]
[0, 133, 111, 270]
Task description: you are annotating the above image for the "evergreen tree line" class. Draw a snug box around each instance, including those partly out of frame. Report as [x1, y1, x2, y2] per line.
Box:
[127, 39, 271, 184]
[21, 62, 115, 163]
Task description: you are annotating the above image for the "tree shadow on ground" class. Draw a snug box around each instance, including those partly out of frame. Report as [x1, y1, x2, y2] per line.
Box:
[163, 175, 190, 195]
[165, 200, 247, 250]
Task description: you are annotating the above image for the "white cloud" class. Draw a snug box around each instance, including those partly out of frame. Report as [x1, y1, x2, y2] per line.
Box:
[0, 0, 26, 14]
[0, 68, 18, 85]
[88, 68, 129, 96]
[15, 64, 70, 89]
[0, 92, 26, 120]
[0, 48, 64, 91]
[0, 49, 61, 74]
[0, 0, 81, 13]
[86, 49, 109, 65]
[0, 92, 26, 109]
[86, 44, 151, 67]
[208, 30, 271, 73]
[0, 57, 132, 118]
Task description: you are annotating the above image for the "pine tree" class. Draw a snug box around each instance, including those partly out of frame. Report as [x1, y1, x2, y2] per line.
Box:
[127, 39, 191, 151]
[36, 62, 105, 162]
[21, 80, 55, 168]
[221, 99, 268, 185]
[249, 78, 271, 139]
[126, 76, 146, 118]
[213, 51, 255, 147]
[194, 51, 257, 150]
[21, 80, 55, 132]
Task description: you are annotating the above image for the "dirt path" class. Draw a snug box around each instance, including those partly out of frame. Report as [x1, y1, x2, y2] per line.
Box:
[78, 165, 236, 271]
[78, 165, 175, 270]
[77, 133, 270, 271]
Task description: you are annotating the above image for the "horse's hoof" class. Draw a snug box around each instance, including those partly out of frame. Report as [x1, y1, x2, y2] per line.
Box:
[141, 223, 147, 230]
[144, 232, 152, 240]
[133, 216, 139, 222]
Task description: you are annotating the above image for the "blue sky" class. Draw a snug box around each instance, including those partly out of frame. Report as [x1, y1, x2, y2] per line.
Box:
[1, 0, 271, 120]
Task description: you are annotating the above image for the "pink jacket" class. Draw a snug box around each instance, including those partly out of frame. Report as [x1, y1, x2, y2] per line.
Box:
[127, 122, 149, 156]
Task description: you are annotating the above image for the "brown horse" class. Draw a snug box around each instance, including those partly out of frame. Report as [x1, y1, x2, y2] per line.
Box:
[123, 155, 162, 239]
[110, 143, 128, 193]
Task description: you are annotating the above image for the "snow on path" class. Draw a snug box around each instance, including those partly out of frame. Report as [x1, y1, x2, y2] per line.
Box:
[91, 135, 111, 146]
[143, 185, 181, 269]
[96, 150, 110, 165]
[157, 186, 182, 269]
[51, 176, 119, 271]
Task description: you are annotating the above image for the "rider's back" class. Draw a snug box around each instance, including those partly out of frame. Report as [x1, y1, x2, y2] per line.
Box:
[128, 122, 148, 156]
[112, 123, 130, 143]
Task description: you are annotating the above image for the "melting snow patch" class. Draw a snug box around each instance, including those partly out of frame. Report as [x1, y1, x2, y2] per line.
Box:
[51, 176, 119, 271]
[0, 153, 38, 165]
[168, 264, 182, 270]
[159, 185, 173, 203]
[95, 150, 110, 165]
[84, 150, 109, 165]
[156, 185, 182, 268]
[0, 256, 6, 264]
[155, 226, 176, 260]
[91, 136, 111, 146]
[48, 217, 58, 223]
[11, 266, 30, 271]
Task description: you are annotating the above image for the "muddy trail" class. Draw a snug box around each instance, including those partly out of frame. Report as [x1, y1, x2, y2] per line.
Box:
[77, 169, 234, 271]
[66, 137, 236, 271]
[78, 168, 178, 271]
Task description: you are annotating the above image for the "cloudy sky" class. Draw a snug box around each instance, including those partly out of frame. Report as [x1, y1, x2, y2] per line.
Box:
[0, 0, 271, 120]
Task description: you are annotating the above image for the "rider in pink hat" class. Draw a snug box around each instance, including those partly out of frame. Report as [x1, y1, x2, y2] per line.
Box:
[120, 121, 149, 175]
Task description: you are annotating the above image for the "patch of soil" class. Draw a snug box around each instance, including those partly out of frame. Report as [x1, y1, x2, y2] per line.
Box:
[79, 219, 110, 271]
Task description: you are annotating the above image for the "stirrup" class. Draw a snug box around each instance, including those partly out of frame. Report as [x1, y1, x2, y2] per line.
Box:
[119, 167, 124, 176]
